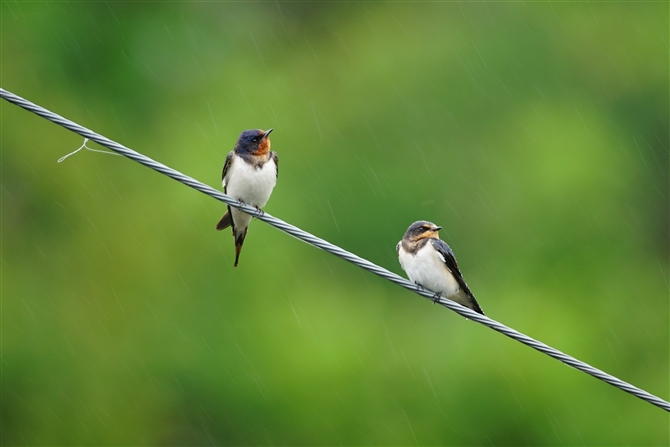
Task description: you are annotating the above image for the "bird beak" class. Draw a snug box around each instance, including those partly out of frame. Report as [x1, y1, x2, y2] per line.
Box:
[433, 226, 442, 231]
[261, 128, 273, 139]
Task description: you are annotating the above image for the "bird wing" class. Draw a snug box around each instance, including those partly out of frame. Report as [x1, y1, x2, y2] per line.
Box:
[271, 151, 279, 179]
[429, 238, 476, 301]
[221, 151, 234, 192]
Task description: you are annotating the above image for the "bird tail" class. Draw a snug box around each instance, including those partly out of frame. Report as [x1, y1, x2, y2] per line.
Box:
[455, 289, 485, 315]
[466, 292, 485, 315]
[471, 299, 485, 315]
[216, 207, 249, 267]
[216, 208, 232, 230]
[233, 227, 248, 267]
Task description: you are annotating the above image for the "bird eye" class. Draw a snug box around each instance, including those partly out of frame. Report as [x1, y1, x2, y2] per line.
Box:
[252, 137, 258, 142]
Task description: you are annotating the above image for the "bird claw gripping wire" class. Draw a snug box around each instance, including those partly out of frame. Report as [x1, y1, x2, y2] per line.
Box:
[413, 282, 440, 304]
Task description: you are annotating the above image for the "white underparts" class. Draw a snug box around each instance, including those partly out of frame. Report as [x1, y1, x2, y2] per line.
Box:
[224, 154, 277, 237]
[398, 243, 469, 306]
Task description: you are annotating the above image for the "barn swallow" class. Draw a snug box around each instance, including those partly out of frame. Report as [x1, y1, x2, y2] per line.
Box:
[397, 221, 484, 315]
[216, 128, 278, 267]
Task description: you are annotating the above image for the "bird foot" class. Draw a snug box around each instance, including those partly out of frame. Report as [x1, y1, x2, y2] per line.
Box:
[431, 293, 442, 305]
[255, 206, 265, 217]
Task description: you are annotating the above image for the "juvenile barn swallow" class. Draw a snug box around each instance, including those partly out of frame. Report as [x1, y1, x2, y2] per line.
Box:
[216, 129, 278, 267]
[397, 221, 484, 315]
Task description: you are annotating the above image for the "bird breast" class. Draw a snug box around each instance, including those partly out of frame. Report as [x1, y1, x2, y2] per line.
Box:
[225, 155, 277, 207]
[399, 243, 461, 297]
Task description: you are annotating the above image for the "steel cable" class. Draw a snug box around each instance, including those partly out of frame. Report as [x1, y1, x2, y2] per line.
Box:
[2, 87, 668, 412]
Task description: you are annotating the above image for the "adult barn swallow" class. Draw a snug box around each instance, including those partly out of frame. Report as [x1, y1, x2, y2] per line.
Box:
[216, 129, 278, 267]
[397, 221, 484, 315]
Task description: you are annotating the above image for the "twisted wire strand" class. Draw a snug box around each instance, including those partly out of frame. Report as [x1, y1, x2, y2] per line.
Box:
[2, 87, 668, 412]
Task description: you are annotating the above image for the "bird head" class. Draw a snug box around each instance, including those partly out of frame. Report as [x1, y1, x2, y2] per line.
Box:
[234, 128, 273, 155]
[404, 220, 442, 242]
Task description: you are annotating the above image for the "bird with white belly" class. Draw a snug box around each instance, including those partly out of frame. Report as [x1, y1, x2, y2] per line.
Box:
[397, 221, 484, 315]
[216, 128, 278, 267]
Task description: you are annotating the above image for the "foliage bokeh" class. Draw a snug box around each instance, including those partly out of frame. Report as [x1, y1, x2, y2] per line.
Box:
[2, 2, 668, 445]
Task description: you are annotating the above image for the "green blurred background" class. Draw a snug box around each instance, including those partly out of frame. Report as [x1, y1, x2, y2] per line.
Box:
[2, 1, 668, 445]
